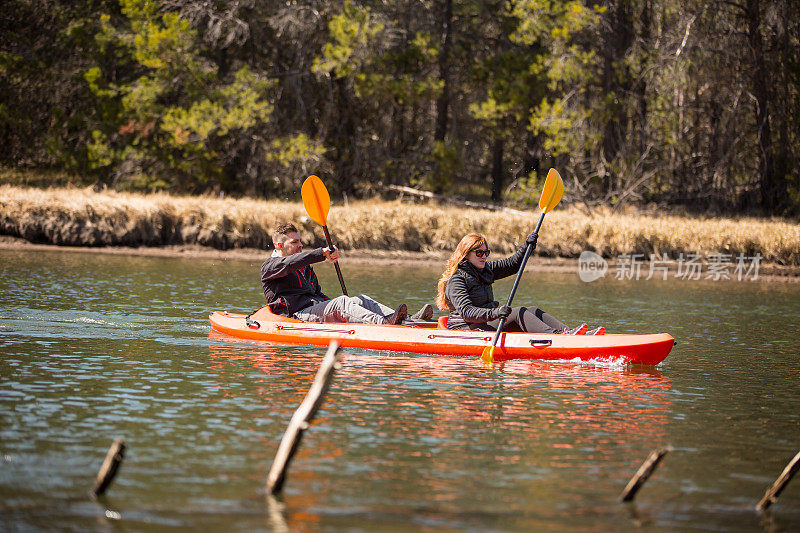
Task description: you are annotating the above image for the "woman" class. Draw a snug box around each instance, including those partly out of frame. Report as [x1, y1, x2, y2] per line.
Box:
[436, 233, 603, 335]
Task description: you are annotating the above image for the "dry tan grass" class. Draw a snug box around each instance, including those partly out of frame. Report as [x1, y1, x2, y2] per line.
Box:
[2, 185, 799, 264]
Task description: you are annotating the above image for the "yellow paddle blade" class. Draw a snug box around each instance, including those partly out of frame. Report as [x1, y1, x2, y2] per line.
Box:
[539, 168, 565, 214]
[301, 175, 331, 226]
[480, 345, 495, 364]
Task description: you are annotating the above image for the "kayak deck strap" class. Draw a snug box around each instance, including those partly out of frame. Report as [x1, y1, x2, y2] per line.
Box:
[276, 324, 356, 335]
[427, 333, 493, 342]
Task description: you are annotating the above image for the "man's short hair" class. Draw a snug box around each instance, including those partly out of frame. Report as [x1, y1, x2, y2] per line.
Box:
[272, 223, 299, 246]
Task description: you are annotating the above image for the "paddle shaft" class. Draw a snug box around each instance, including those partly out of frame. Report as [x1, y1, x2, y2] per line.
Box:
[321, 225, 348, 296]
[487, 211, 546, 348]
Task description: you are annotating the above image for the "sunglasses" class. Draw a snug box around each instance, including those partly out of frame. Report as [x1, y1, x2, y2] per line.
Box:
[472, 249, 491, 258]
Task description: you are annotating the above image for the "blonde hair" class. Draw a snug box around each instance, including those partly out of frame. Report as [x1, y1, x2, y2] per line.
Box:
[436, 233, 488, 310]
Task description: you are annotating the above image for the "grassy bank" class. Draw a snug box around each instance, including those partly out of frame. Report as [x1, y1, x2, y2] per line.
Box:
[1, 185, 799, 265]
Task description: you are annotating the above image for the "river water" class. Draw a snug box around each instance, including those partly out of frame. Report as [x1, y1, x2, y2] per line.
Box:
[1, 248, 798, 532]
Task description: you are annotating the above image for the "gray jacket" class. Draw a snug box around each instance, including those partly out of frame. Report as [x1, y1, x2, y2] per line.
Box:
[444, 245, 528, 330]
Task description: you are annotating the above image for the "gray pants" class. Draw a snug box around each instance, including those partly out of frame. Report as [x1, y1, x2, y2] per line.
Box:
[293, 294, 395, 324]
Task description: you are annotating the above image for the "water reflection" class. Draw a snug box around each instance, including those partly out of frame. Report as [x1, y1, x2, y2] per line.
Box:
[5, 249, 797, 531]
[205, 340, 338, 531]
[206, 336, 673, 530]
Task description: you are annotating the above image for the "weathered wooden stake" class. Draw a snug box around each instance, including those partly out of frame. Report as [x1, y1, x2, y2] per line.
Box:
[266, 342, 342, 495]
[619, 447, 672, 502]
[756, 450, 800, 511]
[91, 438, 126, 497]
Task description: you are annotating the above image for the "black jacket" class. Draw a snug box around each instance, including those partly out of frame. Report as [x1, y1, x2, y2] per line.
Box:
[260, 248, 329, 316]
[444, 245, 528, 330]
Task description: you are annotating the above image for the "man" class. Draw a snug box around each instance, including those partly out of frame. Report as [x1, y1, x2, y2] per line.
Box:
[261, 223, 432, 324]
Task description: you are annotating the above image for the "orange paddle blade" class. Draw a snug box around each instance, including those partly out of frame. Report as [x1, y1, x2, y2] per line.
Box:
[539, 168, 564, 214]
[301, 175, 331, 226]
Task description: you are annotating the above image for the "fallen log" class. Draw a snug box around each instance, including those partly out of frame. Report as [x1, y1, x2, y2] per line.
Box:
[381, 184, 527, 215]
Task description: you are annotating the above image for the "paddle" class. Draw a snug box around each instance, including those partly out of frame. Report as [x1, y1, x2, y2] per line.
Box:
[480, 168, 565, 364]
[301, 175, 349, 296]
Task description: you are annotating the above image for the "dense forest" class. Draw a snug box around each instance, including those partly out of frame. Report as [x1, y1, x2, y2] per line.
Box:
[1, 0, 798, 215]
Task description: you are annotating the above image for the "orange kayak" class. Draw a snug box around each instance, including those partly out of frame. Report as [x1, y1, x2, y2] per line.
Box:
[209, 306, 674, 365]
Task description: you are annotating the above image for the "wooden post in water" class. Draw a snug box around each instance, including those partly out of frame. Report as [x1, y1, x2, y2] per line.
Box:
[756, 450, 800, 511]
[619, 447, 672, 502]
[91, 438, 126, 497]
[266, 342, 342, 495]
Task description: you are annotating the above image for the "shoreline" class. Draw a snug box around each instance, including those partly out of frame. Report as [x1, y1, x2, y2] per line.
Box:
[3, 235, 798, 282]
[3, 185, 800, 271]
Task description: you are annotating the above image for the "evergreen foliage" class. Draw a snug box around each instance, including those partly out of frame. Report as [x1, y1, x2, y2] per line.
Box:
[1, 0, 798, 214]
